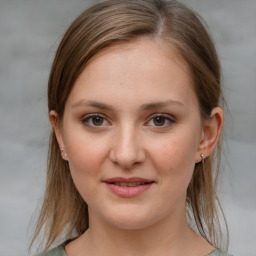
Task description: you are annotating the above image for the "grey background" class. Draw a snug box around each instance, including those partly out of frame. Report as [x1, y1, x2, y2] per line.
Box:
[0, 0, 255, 255]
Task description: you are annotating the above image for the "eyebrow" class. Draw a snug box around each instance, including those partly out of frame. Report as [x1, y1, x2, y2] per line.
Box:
[140, 100, 184, 110]
[72, 100, 115, 110]
[71, 99, 184, 111]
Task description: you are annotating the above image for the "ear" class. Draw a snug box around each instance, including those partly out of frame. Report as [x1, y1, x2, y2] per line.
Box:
[49, 110, 68, 160]
[195, 107, 224, 163]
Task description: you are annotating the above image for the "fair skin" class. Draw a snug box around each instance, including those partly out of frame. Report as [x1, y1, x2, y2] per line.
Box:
[50, 39, 223, 256]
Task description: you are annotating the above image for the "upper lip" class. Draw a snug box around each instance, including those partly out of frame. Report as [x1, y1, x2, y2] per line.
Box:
[103, 177, 155, 183]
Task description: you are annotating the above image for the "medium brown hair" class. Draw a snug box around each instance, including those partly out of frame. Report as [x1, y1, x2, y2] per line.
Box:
[31, 0, 227, 251]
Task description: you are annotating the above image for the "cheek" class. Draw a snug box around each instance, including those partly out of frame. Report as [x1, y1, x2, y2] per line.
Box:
[64, 124, 107, 167]
[152, 135, 197, 167]
[67, 141, 106, 176]
[149, 134, 198, 187]
[63, 130, 109, 193]
[65, 143, 105, 204]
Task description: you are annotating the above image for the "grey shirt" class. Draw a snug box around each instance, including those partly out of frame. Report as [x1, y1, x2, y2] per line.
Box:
[35, 243, 233, 256]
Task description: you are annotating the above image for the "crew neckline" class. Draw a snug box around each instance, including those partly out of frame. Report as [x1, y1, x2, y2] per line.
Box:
[60, 241, 221, 256]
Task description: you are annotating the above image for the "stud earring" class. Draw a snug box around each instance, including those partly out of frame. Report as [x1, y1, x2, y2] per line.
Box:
[200, 153, 205, 163]
[60, 148, 68, 158]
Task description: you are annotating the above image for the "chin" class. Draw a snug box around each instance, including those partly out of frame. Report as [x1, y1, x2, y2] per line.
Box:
[108, 217, 153, 231]
[101, 205, 158, 230]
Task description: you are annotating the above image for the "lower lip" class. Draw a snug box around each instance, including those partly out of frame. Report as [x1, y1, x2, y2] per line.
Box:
[105, 183, 153, 197]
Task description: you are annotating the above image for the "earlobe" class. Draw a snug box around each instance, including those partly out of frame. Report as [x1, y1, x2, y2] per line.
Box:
[195, 107, 224, 163]
[49, 110, 67, 160]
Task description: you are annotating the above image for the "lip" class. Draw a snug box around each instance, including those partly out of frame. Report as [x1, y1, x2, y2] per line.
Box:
[103, 177, 155, 198]
[103, 177, 154, 183]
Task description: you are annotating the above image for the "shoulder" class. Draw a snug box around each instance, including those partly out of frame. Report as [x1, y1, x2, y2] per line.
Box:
[34, 244, 67, 256]
[208, 249, 233, 256]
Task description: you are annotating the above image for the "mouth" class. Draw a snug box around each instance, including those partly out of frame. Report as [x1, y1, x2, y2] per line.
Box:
[103, 177, 155, 197]
[109, 181, 153, 187]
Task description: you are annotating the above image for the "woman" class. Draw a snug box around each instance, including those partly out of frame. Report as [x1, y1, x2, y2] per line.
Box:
[32, 0, 232, 255]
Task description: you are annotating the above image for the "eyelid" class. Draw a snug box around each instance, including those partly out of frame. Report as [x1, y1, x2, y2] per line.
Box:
[148, 113, 175, 120]
[81, 112, 175, 128]
[81, 113, 111, 127]
[145, 113, 175, 127]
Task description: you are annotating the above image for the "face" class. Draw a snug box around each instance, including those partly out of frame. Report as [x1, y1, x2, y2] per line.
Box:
[53, 39, 206, 230]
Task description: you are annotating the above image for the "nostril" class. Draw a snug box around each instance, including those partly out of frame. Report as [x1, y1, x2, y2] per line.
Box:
[109, 133, 146, 168]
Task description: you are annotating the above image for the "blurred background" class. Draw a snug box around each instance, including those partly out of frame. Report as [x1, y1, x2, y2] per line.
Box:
[0, 0, 255, 255]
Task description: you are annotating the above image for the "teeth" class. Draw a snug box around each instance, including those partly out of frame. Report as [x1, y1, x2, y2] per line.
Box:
[114, 182, 146, 187]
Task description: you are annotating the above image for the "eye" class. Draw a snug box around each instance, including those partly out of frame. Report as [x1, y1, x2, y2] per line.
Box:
[81, 114, 110, 127]
[146, 114, 175, 127]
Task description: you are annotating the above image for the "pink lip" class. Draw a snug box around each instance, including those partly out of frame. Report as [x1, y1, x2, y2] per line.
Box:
[103, 177, 153, 183]
[103, 177, 154, 198]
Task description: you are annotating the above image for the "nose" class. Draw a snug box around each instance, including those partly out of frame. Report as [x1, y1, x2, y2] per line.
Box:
[109, 125, 146, 169]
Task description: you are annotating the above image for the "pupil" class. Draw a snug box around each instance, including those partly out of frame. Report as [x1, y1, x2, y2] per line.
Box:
[92, 116, 103, 126]
[154, 117, 165, 126]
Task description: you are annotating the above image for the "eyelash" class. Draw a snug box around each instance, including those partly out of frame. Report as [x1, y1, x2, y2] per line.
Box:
[81, 114, 109, 127]
[146, 113, 175, 127]
[81, 113, 175, 128]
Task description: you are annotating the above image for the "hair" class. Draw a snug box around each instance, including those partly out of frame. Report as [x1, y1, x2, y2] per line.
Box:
[31, 0, 227, 251]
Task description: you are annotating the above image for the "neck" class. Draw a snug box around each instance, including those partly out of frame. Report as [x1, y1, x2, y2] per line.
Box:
[66, 206, 211, 256]
[94, 225, 192, 255]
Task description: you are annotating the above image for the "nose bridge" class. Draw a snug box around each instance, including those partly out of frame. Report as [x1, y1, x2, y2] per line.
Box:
[110, 122, 145, 168]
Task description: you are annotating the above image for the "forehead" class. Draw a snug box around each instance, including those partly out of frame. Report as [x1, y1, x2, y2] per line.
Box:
[83, 38, 191, 83]
[66, 39, 197, 111]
